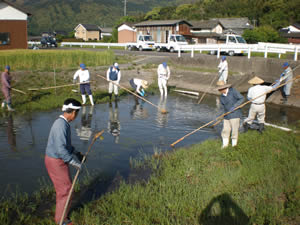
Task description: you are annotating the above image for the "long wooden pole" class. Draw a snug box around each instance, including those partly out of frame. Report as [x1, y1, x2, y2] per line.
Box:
[59, 130, 104, 225]
[170, 75, 300, 147]
[97, 74, 168, 114]
[28, 81, 91, 91]
[11, 88, 27, 95]
[197, 75, 218, 104]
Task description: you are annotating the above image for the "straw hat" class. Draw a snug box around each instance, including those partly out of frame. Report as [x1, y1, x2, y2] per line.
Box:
[141, 80, 149, 89]
[216, 80, 231, 90]
[248, 76, 264, 85]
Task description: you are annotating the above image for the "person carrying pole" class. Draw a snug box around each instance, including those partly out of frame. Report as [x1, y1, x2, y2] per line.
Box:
[73, 63, 94, 105]
[106, 62, 121, 101]
[157, 62, 170, 97]
[243, 76, 279, 133]
[218, 56, 228, 83]
[45, 98, 85, 225]
[1, 65, 15, 111]
[217, 81, 244, 148]
[129, 78, 149, 96]
[278, 62, 294, 104]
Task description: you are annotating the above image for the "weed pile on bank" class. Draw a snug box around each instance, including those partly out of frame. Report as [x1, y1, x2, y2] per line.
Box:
[0, 50, 114, 71]
[72, 128, 299, 225]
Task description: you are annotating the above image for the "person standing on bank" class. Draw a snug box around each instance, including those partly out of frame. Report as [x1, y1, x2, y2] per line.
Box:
[279, 62, 293, 103]
[218, 56, 228, 83]
[1, 65, 14, 111]
[217, 81, 244, 148]
[243, 76, 278, 133]
[73, 63, 94, 105]
[157, 62, 170, 97]
[107, 63, 121, 101]
[45, 98, 84, 225]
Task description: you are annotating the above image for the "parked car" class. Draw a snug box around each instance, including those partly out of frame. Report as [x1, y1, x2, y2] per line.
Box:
[41, 35, 58, 48]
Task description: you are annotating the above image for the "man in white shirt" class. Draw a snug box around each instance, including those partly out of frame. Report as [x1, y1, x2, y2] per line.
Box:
[73, 63, 94, 105]
[218, 56, 228, 83]
[106, 62, 121, 101]
[157, 62, 170, 97]
[243, 76, 277, 133]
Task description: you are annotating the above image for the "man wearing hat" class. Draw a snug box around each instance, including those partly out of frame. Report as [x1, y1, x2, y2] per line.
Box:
[157, 62, 170, 97]
[1, 65, 15, 111]
[217, 81, 244, 148]
[279, 62, 293, 103]
[107, 62, 121, 101]
[243, 76, 276, 133]
[73, 63, 94, 105]
[45, 98, 84, 225]
[218, 56, 228, 83]
[129, 78, 149, 96]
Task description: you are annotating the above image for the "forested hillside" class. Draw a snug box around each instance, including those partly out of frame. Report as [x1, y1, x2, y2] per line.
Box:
[8, 0, 300, 36]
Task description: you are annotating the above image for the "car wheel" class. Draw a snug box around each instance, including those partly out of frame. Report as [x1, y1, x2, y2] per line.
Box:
[156, 47, 161, 52]
[210, 50, 216, 55]
[228, 51, 234, 56]
[139, 46, 143, 51]
[170, 47, 175, 53]
[128, 46, 132, 51]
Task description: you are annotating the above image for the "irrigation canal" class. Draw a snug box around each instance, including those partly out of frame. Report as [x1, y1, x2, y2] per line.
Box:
[0, 93, 299, 196]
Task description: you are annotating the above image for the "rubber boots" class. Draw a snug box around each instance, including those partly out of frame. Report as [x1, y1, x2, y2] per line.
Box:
[222, 138, 229, 148]
[258, 123, 264, 134]
[232, 138, 238, 147]
[1, 101, 6, 108]
[7, 103, 15, 111]
[89, 95, 94, 105]
[81, 95, 86, 105]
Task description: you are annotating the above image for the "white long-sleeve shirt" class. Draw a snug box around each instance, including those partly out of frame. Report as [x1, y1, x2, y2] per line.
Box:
[247, 85, 273, 104]
[132, 78, 143, 95]
[157, 64, 170, 80]
[73, 69, 90, 83]
[218, 60, 228, 73]
[106, 67, 121, 83]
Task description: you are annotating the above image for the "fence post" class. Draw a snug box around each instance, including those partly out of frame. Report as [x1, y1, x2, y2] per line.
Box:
[178, 46, 181, 58]
[248, 46, 251, 59]
[217, 47, 220, 59]
[191, 47, 194, 58]
[294, 46, 298, 61]
[278, 53, 281, 59]
[264, 45, 268, 58]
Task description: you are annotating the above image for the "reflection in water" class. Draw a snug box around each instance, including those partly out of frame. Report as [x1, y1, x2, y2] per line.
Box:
[108, 101, 121, 144]
[75, 106, 94, 141]
[130, 96, 149, 120]
[3, 112, 16, 151]
[155, 96, 168, 128]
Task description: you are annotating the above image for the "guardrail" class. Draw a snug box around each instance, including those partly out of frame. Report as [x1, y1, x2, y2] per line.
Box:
[28, 41, 299, 61]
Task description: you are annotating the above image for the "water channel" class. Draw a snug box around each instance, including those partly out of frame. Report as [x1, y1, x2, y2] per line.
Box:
[0, 93, 299, 197]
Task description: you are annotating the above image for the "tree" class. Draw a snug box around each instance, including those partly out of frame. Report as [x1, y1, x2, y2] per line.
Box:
[243, 26, 287, 43]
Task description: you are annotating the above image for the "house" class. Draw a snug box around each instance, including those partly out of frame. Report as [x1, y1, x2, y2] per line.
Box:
[134, 20, 192, 43]
[74, 24, 101, 41]
[118, 22, 136, 43]
[280, 23, 300, 44]
[0, 0, 31, 50]
[100, 27, 113, 39]
[213, 17, 253, 35]
[189, 20, 224, 44]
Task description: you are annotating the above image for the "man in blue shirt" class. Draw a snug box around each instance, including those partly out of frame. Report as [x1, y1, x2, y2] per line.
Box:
[217, 81, 244, 148]
[45, 98, 84, 225]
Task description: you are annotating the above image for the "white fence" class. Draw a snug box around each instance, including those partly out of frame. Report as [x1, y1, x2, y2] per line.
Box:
[28, 41, 299, 61]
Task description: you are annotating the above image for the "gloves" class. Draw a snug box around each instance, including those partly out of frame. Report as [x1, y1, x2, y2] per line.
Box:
[140, 89, 145, 97]
[75, 152, 85, 163]
[69, 159, 81, 170]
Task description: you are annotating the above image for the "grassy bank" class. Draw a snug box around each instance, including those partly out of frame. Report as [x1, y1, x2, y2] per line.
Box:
[0, 49, 115, 71]
[1, 128, 299, 224]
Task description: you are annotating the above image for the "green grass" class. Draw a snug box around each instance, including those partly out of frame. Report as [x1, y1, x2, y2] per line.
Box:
[0, 128, 299, 224]
[0, 49, 115, 71]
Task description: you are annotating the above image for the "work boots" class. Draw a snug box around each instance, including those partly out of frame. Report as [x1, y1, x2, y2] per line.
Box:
[258, 123, 264, 134]
[7, 104, 15, 112]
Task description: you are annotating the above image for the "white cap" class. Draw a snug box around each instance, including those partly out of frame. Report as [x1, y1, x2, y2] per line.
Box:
[62, 103, 81, 111]
[113, 63, 119, 68]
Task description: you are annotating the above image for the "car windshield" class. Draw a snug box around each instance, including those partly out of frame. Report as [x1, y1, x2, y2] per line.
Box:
[144, 36, 153, 41]
[175, 35, 186, 42]
[236, 36, 246, 43]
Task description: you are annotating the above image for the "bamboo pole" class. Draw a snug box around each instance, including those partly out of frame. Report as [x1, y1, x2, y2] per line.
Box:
[97, 74, 168, 114]
[197, 75, 218, 104]
[28, 81, 91, 91]
[59, 130, 104, 225]
[11, 88, 27, 95]
[170, 75, 300, 147]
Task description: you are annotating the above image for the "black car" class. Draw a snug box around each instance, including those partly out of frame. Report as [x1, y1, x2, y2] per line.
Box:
[40, 36, 57, 48]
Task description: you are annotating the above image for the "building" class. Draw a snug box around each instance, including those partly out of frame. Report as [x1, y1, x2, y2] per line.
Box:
[0, 0, 31, 50]
[213, 17, 253, 35]
[118, 23, 136, 43]
[74, 24, 101, 41]
[189, 20, 224, 44]
[280, 23, 300, 44]
[134, 20, 192, 43]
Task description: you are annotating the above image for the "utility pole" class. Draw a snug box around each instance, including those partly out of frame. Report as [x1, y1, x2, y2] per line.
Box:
[124, 0, 127, 17]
